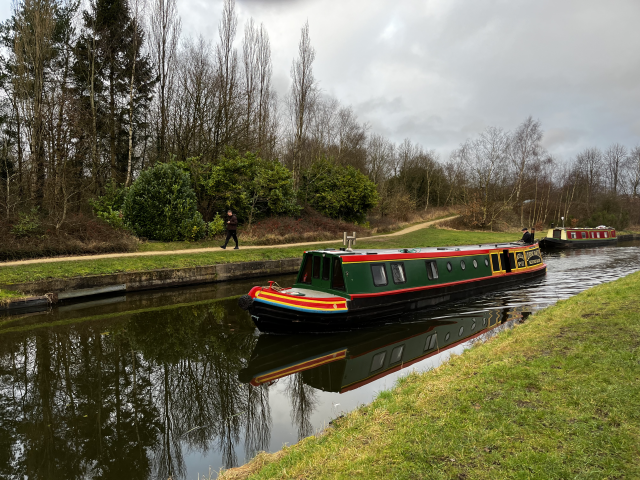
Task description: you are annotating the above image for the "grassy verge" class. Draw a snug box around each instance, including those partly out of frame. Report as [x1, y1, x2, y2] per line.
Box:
[224, 271, 640, 479]
[0, 228, 515, 285]
[0, 289, 27, 305]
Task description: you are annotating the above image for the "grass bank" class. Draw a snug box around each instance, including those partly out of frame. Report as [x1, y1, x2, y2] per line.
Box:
[223, 271, 640, 479]
[0, 289, 27, 306]
[0, 227, 515, 285]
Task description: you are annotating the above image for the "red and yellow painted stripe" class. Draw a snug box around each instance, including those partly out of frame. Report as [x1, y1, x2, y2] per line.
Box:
[252, 288, 349, 313]
[250, 349, 347, 386]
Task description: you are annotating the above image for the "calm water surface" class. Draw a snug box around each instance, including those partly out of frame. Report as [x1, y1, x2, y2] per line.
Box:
[1, 242, 639, 479]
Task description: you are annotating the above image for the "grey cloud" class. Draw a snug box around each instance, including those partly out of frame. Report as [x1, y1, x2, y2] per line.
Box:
[180, 0, 640, 160]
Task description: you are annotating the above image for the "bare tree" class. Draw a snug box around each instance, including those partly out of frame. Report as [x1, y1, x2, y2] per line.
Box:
[149, 0, 181, 163]
[288, 20, 318, 188]
[510, 116, 543, 227]
[13, 0, 56, 206]
[126, 0, 146, 186]
[455, 126, 512, 229]
[603, 143, 627, 195]
[255, 23, 274, 157]
[575, 147, 602, 215]
[626, 146, 640, 198]
[214, 0, 241, 156]
[366, 133, 394, 184]
[242, 18, 258, 150]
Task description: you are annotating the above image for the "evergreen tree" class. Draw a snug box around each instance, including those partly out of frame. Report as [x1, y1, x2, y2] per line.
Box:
[73, 0, 155, 188]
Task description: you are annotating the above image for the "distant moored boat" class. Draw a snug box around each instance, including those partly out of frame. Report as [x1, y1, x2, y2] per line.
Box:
[538, 225, 616, 249]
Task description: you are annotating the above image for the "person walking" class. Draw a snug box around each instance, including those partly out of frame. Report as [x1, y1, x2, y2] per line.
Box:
[221, 210, 239, 249]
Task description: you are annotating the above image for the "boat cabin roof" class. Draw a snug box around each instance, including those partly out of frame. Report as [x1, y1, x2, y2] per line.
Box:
[305, 242, 529, 259]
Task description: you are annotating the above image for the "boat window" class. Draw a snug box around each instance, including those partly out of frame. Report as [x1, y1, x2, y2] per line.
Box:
[312, 255, 321, 279]
[300, 255, 313, 284]
[446, 261, 453, 272]
[458, 326, 464, 337]
[491, 254, 501, 271]
[322, 256, 330, 281]
[473, 259, 478, 268]
[582, 232, 586, 239]
[426, 260, 439, 280]
[331, 257, 346, 291]
[508, 253, 516, 270]
[604, 232, 608, 238]
[484, 258, 490, 268]
[570, 232, 576, 239]
[471, 320, 476, 330]
[424, 333, 438, 351]
[390, 263, 406, 284]
[483, 317, 487, 326]
[596, 232, 600, 238]
[460, 260, 466, 270]
[371, 263, 388, 286]
[444, 332, 451, 342]
[370, 351, 386, 372]
[390, 345, 404, 364]
[553, 229, 561, 239]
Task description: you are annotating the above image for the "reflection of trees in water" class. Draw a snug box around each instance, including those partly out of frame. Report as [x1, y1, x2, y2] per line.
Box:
[0, 298, 273, 479]
[285, 373, 318, 441]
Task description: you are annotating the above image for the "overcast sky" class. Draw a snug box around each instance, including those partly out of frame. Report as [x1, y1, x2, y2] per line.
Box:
[3, 0, 638, 162]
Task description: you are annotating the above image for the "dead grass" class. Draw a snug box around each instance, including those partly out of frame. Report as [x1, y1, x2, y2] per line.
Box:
[217, 451, 288, 480]
[0, 213, 138, 261]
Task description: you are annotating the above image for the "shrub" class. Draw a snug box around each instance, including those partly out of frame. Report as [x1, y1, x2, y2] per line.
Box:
[300, 159, 378, 221]
[123, 163, 206, 241]
[178, 149, 300, 224]
[90, 183, 127, 229]
[10, 208, 42, 238]
[207, 212, 225, 237]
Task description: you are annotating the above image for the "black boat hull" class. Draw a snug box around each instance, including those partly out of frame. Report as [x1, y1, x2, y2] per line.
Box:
[539, 238, 617, 249]
[247, 265, 546, 333]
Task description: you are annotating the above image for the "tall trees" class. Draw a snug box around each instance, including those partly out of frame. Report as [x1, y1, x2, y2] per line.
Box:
[149, 0, 180, 164]
[12, 0, 56, 206]
[603, 143, 627, 195]
[74, 0, 154, 187]
[288, 20, 318, 188]
[510, 116, 543, 227]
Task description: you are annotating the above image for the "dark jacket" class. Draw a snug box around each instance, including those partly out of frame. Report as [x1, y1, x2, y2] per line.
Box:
[226, 214, 238, 231]
[521, 231, 532, 244]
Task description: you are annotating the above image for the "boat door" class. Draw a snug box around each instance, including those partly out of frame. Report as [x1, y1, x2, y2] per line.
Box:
[298, 252, 331, 288]
[502, 250, 515, 273]
[310, 253, 332, 290]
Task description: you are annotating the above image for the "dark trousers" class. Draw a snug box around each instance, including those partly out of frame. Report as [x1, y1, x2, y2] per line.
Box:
[223, 230, 238, 247]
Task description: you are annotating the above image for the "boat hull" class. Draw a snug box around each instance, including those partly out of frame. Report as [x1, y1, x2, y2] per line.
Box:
[247, 264, 546, 333]
[539, 237, 617, 249]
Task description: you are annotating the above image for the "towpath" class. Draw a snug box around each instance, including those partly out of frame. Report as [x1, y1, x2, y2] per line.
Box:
[0, 215, 459, 267]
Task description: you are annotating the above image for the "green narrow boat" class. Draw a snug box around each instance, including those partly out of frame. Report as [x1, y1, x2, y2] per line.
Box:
[239, 242, 545, 333]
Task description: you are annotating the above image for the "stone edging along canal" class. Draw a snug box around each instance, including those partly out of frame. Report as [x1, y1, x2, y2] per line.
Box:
[0, 257, 302, 312]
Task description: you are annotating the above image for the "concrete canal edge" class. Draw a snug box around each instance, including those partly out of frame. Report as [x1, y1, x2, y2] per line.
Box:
[0, 257, 302, 312]
[617, 233, 640, 241]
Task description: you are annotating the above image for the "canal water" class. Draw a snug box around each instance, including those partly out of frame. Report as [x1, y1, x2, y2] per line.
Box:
[0, 242, 639, 479]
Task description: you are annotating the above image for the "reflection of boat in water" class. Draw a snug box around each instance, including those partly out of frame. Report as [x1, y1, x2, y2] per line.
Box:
[539, 226, 617, 249]
[239, 243, 545, 333]
[239, 308, 526, 393]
